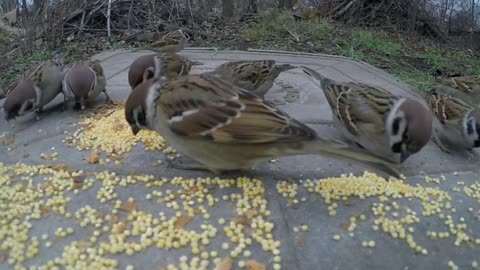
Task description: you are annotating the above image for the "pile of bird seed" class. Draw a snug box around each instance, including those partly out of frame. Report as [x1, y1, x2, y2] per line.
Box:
[63, 103, 175, 160]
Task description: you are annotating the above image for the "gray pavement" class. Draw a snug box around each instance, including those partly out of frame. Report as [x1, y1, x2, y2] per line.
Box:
[0, 48, 479, 270]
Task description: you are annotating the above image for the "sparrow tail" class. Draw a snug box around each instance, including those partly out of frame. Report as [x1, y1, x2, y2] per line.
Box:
[279, 64, 296, 72]
[301, 66, 333, 89]
[274, 138, 401, 179]
[191, 60, 203, 66]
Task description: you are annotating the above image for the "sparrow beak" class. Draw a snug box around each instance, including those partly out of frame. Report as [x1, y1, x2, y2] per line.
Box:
[130, 125, 140, 136]
[400, 152, 410, 163]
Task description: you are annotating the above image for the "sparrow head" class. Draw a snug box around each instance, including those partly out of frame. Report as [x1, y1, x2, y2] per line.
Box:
[125, 79, 153, 135]
[88, 60, 104, 78]
[125, 55, 168, 135]
[176, 29, 190, 41]
[53, 50, 65, 66]
[64, 63, 96, 99]
[3, 79, 38, 120]
[465, 109, 480, 148]
[387, 98, 433, 162]
[128, 54, 156, 90]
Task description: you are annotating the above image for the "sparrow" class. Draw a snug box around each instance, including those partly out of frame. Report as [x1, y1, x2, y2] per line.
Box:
[150, 29, 189, 53]
[3, 53, 65, 120]
[124, 55, 401, 178]
[428, 91, 480, 152]
[128, 53, 200, 90]
[62, 60, 111, 110]
[431, 75, 480, 104]
[301, 66, 433, 164]
[210, 60, 296, 98]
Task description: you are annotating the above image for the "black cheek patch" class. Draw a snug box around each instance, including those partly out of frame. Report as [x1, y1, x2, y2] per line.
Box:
[466, 119, 475, 135]
[137, 112, 147, 126]
[391, 142, 402, 153]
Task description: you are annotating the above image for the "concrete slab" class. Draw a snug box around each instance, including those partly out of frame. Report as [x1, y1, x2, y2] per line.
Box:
[0, 49, 479, 270]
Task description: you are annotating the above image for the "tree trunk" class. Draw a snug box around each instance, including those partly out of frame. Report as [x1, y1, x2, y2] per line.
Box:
[33, 0, 42, 12]
[471, 0, 475, 48]
[222, 0, 234, 17]
[0, 0, 16, 15]
[21, 0, 28, 16]
[278, 0, 294, 10]
[249, 0, 258, 13]
[322, 0, 329, 17]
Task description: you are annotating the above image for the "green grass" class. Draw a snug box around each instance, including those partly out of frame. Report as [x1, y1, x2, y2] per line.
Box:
[336, 30, 403, 59]
[242, 9, 480, 92]
[242, 9, 333, 49]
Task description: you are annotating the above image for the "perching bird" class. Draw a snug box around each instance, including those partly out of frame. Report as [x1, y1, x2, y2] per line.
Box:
[128, 53, 199, 90]
[431, 75, 480, 104]
[124, 55, 400, 177]
[428, 91, 480, 153]
[150, 29, 189, 54]
[210, 60, 296, 98]
[62, 60, 111, 110]
[4, 53, 65, 120]
[302, 66, 433, 164]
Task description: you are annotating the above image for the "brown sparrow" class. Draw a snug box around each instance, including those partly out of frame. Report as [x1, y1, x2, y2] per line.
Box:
[4, 54, 65, 120]
[302, 66, 433, 164]
[62, 60, 111, 110]
[210, 60, 296, 98]
[150, 29, 189, 53]
[431, 75, 480, 104]
[128, 53, 199, 90]
[428, 91, 480, 152]
[124, 55, 400, 177]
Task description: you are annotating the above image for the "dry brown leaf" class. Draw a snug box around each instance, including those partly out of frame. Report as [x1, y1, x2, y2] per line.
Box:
[174, 215, 193, 229]
[95, 211, 105, 219]
[215, 257, 232, 270]
[77, 240, 91, 252]
[246, 260, 266, 270]
[244, 210, 257, 219]
[297, 237, 305, 246]
[121, 201, 138, 212]
[73, 177, 84, 189]
[340, 223, 350, 231]
[39, 204, 50, 216]
[116, 222, 126, 234]
[54, 163, 71, 171]
[39, 181, 52, 190]
[108, 215, 118, 225]
[112, 123, 125, 131]
[0, 250, 8, 262]
[287, 199, 295, 206]
[344, 199, 353, 206]
[233, 216, 251, 227]
[85, 150, 101, 164]
[2, 136, 15, 145]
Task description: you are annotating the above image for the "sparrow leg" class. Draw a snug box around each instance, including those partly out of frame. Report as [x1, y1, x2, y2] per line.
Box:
[465, 149, 478, 160]
[73, 98, 81, 111]
[103, 89, 113, 104]
[166, 159, 223, 174]
[35, 107, 42, 121]
[80, 97, 86, 110]
[62, 94, 68, 111]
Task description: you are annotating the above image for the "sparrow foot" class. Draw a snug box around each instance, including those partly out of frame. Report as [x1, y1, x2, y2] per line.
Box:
[166, 159, 223, 174]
